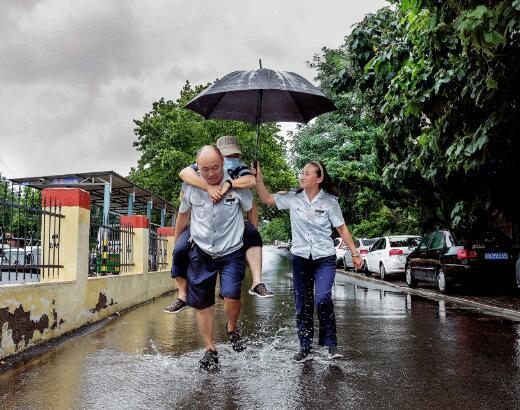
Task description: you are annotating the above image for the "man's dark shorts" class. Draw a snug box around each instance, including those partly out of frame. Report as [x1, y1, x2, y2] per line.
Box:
[171, 221, 262, 279]
[243, 220, 263, 249]
[186, 246, 245, 310]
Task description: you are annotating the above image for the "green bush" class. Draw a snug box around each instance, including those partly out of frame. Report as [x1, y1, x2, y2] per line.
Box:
[259, 215, 291, 243]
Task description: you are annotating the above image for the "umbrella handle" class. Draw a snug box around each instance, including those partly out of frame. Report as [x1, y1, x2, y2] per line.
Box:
[255, 90, 264, 162]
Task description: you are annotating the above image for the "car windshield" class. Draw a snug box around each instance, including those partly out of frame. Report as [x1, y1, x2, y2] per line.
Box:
[452, 229, 512, 246]
[390, 237, 421, 247]
[362, 238, 379, 247]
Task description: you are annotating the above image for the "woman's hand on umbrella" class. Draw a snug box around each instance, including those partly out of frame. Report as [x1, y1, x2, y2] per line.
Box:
[251, 162, 263, 182]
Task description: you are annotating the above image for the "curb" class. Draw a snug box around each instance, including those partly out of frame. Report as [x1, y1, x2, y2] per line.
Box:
[336, 268, 520, 322]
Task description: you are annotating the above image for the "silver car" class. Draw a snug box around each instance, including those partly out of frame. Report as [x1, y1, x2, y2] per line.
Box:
[366, 235, 422, 280]
[343, 237, 380, 272]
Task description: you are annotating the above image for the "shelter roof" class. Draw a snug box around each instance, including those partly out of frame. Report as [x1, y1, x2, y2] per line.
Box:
[10, 171, 175, 215]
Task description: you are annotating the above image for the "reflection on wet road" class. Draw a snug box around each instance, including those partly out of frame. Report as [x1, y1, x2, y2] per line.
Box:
[1, 246, 520, 409]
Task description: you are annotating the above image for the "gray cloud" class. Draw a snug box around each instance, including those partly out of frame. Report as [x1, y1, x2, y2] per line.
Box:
[115, 86, 144, 108]
[0, 3, 151, 87]
[0, 0, 388, 179]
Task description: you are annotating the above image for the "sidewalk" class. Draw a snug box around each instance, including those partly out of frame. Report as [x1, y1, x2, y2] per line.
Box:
[337, 268, 520, 322]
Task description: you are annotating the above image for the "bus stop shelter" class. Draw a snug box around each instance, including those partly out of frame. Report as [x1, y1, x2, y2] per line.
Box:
[10, 170, 176, 227]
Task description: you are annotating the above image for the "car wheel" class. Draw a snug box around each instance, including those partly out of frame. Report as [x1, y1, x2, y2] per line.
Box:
[380, 263, 387, 281]
[436, 270, 449, 294]
[405, 265, 417, 288]
[364, 261, 372, 277]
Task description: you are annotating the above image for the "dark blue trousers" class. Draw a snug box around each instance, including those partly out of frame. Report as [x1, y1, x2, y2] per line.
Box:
[291, 254, 337, 351]
[171, 226, 191, 278]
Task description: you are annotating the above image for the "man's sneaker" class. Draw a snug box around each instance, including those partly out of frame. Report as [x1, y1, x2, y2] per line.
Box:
[248, 283, 274, 298]
[227, 325, 247, 352]
[163, 298, 188, 314]
[293, 350, 313, 363]
[199, 349, 219, 370]
[327, 346, 344, 360]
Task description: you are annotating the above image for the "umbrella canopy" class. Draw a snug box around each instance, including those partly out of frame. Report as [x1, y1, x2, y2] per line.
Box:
[185, 68, 336, 124]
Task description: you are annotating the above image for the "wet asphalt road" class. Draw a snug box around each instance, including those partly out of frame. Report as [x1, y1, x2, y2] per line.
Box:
[1, 246, 520, 409]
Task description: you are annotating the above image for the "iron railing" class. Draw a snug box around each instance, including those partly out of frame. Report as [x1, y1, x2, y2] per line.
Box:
[0, 182, 64, 284]
[89, 205, 134, 276]
[149, 224, 168, 272]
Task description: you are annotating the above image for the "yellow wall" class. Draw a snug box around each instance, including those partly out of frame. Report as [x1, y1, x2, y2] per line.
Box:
[0, 271, 174, 360]
[0, 188, 176, 361]
[40, 206, 91, 283]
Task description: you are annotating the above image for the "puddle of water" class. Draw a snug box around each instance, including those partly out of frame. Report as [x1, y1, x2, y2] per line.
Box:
[2, 246, 520, 409]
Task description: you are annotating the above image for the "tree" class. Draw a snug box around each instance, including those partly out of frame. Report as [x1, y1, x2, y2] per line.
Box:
[292, 1, 520, 239]
[337, 1, 520, 235]
[129, 81, 296, 222]
[0, 175, 41, 244]
[290, 22, 426, 237]
[259, 213, 291, 243]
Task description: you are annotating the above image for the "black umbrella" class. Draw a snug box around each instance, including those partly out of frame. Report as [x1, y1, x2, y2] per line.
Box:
[185, 60, 336, 159]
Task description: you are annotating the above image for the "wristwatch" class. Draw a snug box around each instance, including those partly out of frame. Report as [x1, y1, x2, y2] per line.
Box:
[352, 253, 360, 257]
[225, 180, 233, 189]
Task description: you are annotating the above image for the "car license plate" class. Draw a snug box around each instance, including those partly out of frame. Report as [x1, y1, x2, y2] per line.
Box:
[484, 252, 508, 260]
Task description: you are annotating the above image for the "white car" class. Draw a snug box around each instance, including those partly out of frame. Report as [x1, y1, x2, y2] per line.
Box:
[0, 247, 26, 265]
[365, 235, 422, 280]
[334, 238, 348, 267]
[343, 237, 380, 272]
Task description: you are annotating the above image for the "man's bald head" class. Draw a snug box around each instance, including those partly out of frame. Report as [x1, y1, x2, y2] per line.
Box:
[197, 145, 223, 162]
[196, 145, 224, 186]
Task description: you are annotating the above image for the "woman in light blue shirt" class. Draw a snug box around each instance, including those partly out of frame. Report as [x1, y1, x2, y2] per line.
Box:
[254, 161, 362, 362]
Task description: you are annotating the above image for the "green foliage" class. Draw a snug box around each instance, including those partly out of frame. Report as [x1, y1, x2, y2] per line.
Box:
[129, 81, 295, 219]
[352, 205, 423, 238]
[292, 0, 519, 239]
[291, 92, 382, 226]
[259, 214, 291, 243]
[291, 12, 425, 237]
[0, 176, 41, 242]
[335, 1, 520, 231]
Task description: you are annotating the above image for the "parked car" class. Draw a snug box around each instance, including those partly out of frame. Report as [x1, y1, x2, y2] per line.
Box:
[334, 238, 348, 267]
[343, 237, 380, 273]
[24, 245, 41, 265]
[406, 229, 518, 293]
[277, 240, 291, 250]
[1, 246, 41, 278]
[366, 235, 422, 280]
[0, 247, 26, 265]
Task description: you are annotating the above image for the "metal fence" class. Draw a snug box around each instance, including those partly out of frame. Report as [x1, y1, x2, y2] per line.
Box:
[89, 205, 134, 276]
[0, 181, 64, 284]
[149, 224, 168, 272]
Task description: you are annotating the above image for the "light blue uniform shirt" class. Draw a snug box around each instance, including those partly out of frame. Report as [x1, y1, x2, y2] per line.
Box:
[179, 176, 253, 257]
[273, 189, 345, 260]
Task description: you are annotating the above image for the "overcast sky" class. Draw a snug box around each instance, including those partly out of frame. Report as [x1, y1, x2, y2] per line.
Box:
[0, 0, 387, 179]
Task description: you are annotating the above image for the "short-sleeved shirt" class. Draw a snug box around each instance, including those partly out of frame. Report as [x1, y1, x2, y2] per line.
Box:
[273, 189, 345, 260]
[190, 162, 252, 180]
[179, 175, 253, 257]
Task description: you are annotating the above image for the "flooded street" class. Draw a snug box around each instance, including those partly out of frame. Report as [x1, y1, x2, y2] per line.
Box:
[1, 246, 520, 409]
